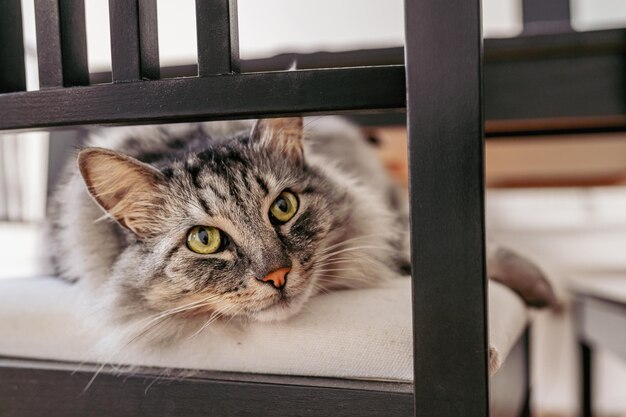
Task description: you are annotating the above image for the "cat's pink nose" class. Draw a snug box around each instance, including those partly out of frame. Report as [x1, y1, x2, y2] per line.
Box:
[259, 268, 289, 290]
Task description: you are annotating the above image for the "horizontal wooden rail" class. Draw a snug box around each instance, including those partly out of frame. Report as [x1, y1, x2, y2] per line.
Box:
[0, 359, 413, 417]
[0, 66, 405, 131]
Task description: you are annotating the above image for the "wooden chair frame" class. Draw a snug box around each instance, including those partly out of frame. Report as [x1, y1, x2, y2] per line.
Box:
[4, 0, 478, 415]
[3, 0, 611, 415]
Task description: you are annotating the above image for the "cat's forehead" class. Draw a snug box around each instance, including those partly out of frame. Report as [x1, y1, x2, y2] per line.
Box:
[171, 154, 298, 248]
[161, 145, 295, 219]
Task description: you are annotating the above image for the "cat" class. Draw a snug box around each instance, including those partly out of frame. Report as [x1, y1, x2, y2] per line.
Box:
[48, 117, 557, 347]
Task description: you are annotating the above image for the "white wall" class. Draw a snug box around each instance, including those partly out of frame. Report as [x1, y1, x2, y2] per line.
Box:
[572, 0, 626, 31]
[37, 0, 626, 72]
[21, 0, 626, 73]
[85, 0, 525, 71]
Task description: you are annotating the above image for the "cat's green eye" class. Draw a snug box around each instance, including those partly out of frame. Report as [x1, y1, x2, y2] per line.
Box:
[269, 191, 299, 223]
[187, 226, 222, 254]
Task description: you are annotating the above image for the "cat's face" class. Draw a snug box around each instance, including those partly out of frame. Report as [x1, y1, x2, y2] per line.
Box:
[79, 118, 350, 323]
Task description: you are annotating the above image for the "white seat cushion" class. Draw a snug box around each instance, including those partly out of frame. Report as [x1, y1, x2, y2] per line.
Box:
[0, 276, 526, 381]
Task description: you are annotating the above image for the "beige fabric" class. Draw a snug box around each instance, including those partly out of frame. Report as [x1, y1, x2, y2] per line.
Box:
[0, 276, 526, 381]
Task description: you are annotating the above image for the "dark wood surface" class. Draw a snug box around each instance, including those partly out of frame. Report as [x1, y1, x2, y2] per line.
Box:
[484, 34, 626, 123]
[34, 0, 65, 88]
[137, 0, 160, 80]
[109, 0, 160, 82]
[0, 359, 413, 417]
[0, 0, 26, 93]
[76, 29, 626, 136]
[580, 341, 593, 417]
[485, 115, 626, 137]
[0, 66, 405, 131]
[34, 0, 89, 88]
[58, 0, 90, 86]
[404, 0, 489, 415]
[195, 0, 239, 75]
[522, 0, 572, 34]
[241, 29, 626, 130]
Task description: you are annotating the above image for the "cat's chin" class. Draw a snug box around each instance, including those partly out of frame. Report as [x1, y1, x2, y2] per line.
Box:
[253, 292, 309, 322]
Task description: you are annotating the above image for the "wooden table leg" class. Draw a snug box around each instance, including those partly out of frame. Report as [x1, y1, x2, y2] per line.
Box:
[580, 341, 593, 417]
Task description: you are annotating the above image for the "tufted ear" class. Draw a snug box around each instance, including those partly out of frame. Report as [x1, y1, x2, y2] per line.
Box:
[77, 147, 165, 237]
[251, 117, 304, 162]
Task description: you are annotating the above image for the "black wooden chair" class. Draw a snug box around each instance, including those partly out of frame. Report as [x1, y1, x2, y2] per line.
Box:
[0, 0, 507, 416]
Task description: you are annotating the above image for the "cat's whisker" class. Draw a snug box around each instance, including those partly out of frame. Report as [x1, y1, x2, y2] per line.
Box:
[80, 331, 145, 392]
[82, 361, 109, 393]
[314, 272, 372, 284]
[328, 255, 388, 268]
[223, 306, 245, 327]
[316, 234, 389, 255]
[315, 271, 369, 280]
[188, 304, 237, 339]
[315, 270, 357, 276]
[270, 116, 325, 142]
[317, 247, 391, 262]
[134, 294, 225, 330]
[201, 303, 244, 334]
[313, 254, 386, 270]
[128, 299, 223, 346]
[315, 245, 395, 263]
[317, 278, 370, 290]
[138, 298, 214, 323]
[310, 282, 331, 295]
[302, 116, 325, 132]
[144, 367, 172, 394]
[317, 274, 373, 284]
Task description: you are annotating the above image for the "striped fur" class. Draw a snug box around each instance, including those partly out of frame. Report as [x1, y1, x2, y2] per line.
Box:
[48, 117, 409, 347]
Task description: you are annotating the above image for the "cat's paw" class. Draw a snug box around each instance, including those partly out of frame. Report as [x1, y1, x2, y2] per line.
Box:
[487, 246, 560, 309]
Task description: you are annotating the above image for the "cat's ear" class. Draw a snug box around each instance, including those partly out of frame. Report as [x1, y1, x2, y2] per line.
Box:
[251, 117, 304, 162]
[77, 147, 164, 237]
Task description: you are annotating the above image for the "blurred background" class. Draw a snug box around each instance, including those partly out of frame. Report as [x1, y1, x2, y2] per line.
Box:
[2, 0, 626, 416]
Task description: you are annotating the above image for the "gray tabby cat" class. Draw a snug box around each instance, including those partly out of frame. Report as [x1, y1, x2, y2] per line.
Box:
[48, 117, 556, 347]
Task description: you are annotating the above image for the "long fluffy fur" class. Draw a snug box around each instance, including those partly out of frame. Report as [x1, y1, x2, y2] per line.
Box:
[48, 116, 558, 353]
[48, 117, 409, 349]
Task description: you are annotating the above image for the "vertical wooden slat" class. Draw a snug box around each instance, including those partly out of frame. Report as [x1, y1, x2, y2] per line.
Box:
[34, 0, 89, 88]
[404, 0, 489, 416]
[109, 0, 159, 82]
[195, 0, 239, 76]
[34, 0, 64, 88]
[137, 0, 160, 80]
[58, 0, 89, 86]
[0, 0, 27, 93]
[520, 330, 532, 417]
[522, 0, 572, 34]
